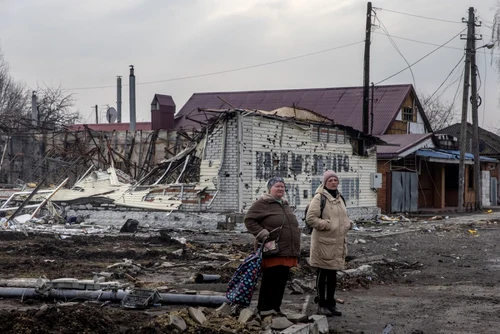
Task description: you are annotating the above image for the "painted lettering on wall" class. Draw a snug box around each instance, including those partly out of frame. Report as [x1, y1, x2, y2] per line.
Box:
[256, 151, 350, 178]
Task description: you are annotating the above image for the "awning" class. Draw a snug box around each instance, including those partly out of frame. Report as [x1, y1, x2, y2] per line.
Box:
[416, 148, 498, 164]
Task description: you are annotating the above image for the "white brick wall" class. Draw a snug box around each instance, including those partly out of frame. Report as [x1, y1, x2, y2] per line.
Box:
[195, 112, 380, 220]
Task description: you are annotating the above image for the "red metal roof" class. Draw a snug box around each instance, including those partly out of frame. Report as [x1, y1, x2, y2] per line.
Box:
[174, 84, 416, 134]
[153, 94, 176, 107]
[376, 133, 433, 157]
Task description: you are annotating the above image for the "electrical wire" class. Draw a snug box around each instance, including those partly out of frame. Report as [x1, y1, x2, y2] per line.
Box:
[478, 16, 493, 25]
[450, 69, 464, 109]
[373, 7, 462, 24]
[374, 13, 417, 89]
[375, 28, 466, 85]
[426, 54, 464, 102]
[371, 31, 494, 55]
[372, 31, 464, 51]
[67, 41, 364, 91]
[434, 68, 464, 102]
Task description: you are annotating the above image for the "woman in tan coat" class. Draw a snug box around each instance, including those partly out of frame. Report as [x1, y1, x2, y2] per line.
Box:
[306, 170, 351, 316]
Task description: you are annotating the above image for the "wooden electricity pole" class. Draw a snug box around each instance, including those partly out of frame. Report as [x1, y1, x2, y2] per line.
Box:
[362, 2, 372, 135]
[470, 11, 482, 210]
[458, 8, 474, 212]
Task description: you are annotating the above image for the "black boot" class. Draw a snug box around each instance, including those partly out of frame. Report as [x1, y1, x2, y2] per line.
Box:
[317, 300, 333, 316]
[326, 301, 342, 316]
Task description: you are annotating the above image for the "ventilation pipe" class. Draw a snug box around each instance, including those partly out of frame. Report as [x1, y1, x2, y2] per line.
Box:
[31, 91, 37, 127]
[117, 76, 122, 123]
[129, 65, 136, 132]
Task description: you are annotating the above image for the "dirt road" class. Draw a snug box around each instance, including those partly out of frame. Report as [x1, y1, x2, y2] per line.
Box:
[0, 212, 499, 333]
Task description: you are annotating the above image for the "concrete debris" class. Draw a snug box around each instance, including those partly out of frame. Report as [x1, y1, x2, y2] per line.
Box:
[280, 323, 310, 334]
[339, 264, 375, 278]
[34, 304, 48, 318]
[237, 307, 254, 324]
[245, 319, 260, 330]
[286, 313, 308, 323]
[188, 307, 207, 325]
[215, 302, 232, 315]
[172, 248, 184, 256]
[308, 315, 329, 334]
[271, 316, 294, 330]
[168, 314, 187, 332]
[288, 281, 305, 294]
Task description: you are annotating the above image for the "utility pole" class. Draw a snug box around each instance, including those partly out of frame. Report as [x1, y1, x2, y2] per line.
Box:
[458, 8, 474, 212]
[470, 11, 482, 210]
[362, 2, 372, 135]
[95, 105, 99, 124]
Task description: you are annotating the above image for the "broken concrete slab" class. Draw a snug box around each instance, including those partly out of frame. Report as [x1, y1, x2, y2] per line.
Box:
[168, 314, 187, 332]
[307, 315, 328, 334]
[280, 323, 310, 334]
[238, 307, 254, 324]
[286, 313, 308, 323]
[289, 281, 305, 294]
[271, 317, 294, 330]
[188, 307, 206, 325]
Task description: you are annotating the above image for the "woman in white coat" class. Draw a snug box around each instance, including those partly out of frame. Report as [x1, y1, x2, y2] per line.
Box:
[306, 170, 351, 316]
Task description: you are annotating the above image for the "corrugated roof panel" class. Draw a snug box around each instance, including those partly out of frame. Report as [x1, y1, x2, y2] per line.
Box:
[175, 84, 415, 134]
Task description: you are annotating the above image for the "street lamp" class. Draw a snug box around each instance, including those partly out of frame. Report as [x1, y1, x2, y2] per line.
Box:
[476, 42, 495, 50]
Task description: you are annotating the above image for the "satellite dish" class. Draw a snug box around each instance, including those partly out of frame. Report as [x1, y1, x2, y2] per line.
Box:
[106, 107, 117, 123]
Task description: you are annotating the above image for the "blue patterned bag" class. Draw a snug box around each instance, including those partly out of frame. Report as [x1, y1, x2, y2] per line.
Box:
[226, 245, 263, 306]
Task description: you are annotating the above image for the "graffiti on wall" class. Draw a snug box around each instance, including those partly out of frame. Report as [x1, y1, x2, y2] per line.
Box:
[255, 151, 359, 207]
[256, 151, 350, 179]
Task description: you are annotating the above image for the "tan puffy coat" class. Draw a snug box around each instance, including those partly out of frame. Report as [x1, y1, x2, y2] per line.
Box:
[305, 185, 351, 270]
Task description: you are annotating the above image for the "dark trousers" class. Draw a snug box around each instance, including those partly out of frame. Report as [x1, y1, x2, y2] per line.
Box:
[257, 265, 290, 312]
[316, 268, 337, 307]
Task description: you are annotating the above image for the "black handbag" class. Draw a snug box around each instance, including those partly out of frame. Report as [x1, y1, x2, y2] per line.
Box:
[262, 239, 279, 257]
[261, 219, 284, 258]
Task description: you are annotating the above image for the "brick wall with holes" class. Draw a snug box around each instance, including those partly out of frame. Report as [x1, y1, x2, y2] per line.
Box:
[201, 117, 240, 212]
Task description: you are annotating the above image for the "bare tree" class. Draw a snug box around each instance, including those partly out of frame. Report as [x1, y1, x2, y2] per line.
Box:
[35, 85, 82, 131]
[419, 92, 457, 132]
[0, 50, 29, 133]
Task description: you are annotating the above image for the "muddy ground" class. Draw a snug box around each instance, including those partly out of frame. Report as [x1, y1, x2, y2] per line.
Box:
[0, 212, 500, 333]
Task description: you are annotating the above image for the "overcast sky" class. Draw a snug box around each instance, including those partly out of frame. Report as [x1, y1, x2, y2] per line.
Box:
[1, 0, 499, 130]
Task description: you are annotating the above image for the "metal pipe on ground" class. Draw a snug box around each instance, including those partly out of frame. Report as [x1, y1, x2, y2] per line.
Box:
[195, 274, 221, 283]
[0, 288, 228, 307]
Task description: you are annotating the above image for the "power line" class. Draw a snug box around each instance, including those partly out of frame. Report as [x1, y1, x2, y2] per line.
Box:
[434, 62, 464, 101]
[373, 7, 462, 24]
[375, 28, 467, 85]
[450, 69, 464, 110]
[372, 31, 463, 50]
[67, 41, 364, 91]
[372, 31, 495, 54]
[374, 13, 417, 89]
[427, 54, 465, 102]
